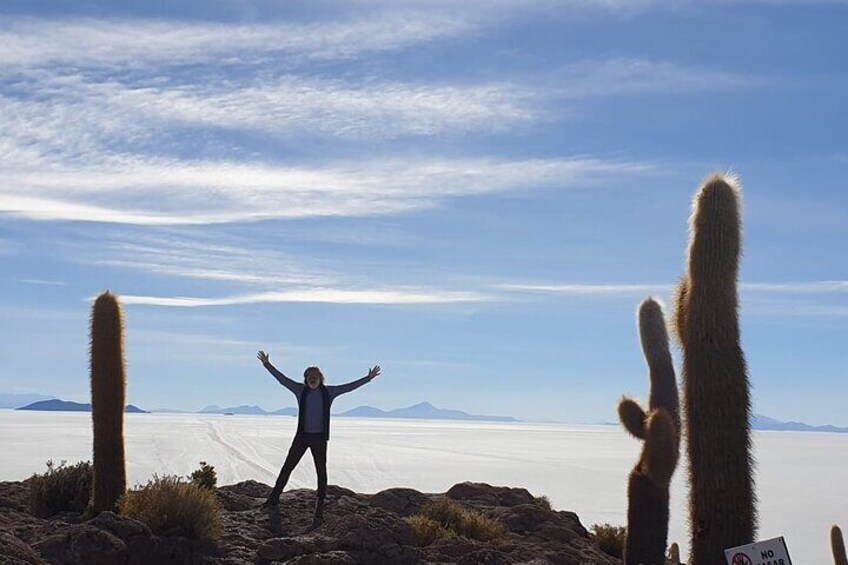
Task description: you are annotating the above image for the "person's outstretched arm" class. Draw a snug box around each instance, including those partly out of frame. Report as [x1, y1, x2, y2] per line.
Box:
[257, 350, 302, 396]
[328, 365, 381, 400]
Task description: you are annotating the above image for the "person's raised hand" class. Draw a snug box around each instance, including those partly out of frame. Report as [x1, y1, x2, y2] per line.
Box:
[367, 365, 381, 380]
[257, 350, 270, 365]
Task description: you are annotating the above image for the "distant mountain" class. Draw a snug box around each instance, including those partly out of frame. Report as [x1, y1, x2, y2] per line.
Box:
[149, 408, 192, 413]
[0, 393, 56, 409]
[268, 407, 297, 416]
[199, 405, 267, 415]
[752, 414, 848, 433]
[17, 399, 148, 413]
[337, 402, 517, 422]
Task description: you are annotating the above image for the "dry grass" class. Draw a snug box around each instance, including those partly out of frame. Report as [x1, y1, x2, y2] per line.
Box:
[408, 498, 505, 544]
[405, 515, 454, 545]
[534, 495, 552, 511]
[590, 522, 626, 559]
[120, 475, 221, 541]
[29, 460, 92, 518]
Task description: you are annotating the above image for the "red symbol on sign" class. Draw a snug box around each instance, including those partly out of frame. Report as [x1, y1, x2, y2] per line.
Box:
[731, 554, 752, 565]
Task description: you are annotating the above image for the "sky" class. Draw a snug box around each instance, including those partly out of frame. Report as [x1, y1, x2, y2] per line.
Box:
[0, 0, 846, 424]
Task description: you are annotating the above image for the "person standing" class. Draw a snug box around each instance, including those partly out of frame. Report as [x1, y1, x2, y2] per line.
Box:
[257, 350, 380, 528]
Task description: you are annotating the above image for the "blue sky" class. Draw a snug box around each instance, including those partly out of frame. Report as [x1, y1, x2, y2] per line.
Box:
[1, 0, 845, 424]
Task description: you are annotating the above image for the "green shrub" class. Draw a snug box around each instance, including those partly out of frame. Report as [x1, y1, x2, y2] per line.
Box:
[189, 461, 217, 491]
[591, 523, 626, 559]
[29, 460, 92, 518]
[416, 498, 505, 542]
[405, 515, 454, 546]
[120, 475, 221, 541]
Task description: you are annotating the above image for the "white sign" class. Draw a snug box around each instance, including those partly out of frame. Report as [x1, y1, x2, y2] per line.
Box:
[724, 537, 793, 565]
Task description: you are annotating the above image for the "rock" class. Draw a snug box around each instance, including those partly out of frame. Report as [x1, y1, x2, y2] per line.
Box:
[0, 478, 620, 565]
[490, 504, 550, 533]
[446, 483, 535, 508]
[0, 531, 45, 564]
[457, 549, 513, 565]
[256, 536, 314, 561]
[31, 524, 127, 565]
[87, 511, 152, 541]
[368, 488, 428, 517]
[218, 480, 271, 499]
[0, 481, 31, 513]
[285, 551, 357, 565]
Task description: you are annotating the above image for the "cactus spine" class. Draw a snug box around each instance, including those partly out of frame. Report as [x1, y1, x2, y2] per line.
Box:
[675, 174, 756, 564]
[89, 291, 127, 513]
[618, 298, 680, 565]
[833, 526, 848, 565]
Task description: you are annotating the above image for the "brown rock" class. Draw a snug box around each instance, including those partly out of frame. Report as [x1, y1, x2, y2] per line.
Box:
[446, 483, 535, 507]
[368, 488, 428, 517]
[285, 551, 357, 565]
[0, 531, 46, 564]
[31, 524, 127, 565]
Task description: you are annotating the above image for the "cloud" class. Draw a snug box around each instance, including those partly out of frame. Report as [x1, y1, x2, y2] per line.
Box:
[741, 281, 848, 293]
[2, 74, 536, 142]
[500, 280, 848, 295]
[117, 288, 490, 307]
[0, 14, 472, 69]
[20, 279, 66, 286]
[0, 154, 653, 224]
[498, 283, 673, 294]
[553, 59, 760, 97]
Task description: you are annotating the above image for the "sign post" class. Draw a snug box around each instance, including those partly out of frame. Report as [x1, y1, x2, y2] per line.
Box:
[724, 537, 793, 565]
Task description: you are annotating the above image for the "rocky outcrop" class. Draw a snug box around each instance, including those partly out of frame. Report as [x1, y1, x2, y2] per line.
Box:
[0, 479, 620, 565]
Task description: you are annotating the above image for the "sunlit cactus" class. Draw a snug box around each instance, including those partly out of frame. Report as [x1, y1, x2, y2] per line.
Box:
[674, 174, 756, 564]
[89, 290, 127, 513]
[618, 298, 680, 565]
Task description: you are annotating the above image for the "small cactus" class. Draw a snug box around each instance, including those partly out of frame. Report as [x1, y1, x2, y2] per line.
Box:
[619, 298, 680, 565]
[833, 526, 847, 565]
[675, 174, 756, 564]
[89, 291, 127, 513]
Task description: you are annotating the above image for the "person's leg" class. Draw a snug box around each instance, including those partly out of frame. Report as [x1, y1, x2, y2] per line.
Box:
[265, 435, 308, 505]
[309, 438, 328, 526]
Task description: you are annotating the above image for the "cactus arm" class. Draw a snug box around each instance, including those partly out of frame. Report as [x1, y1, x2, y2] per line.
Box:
[618, 397, 647, 439]
[642, 408, 679, 488]
[833, 525, 848, 565]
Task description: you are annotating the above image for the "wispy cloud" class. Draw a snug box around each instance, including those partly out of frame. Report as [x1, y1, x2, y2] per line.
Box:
[0, 154, 652, 224]
[2, 74, 535, 142]
[0, 14, 472, 69]
[500, 280, 848, 295]
[498, 282, 673, 294]
[20, 279, 66, 286]
[118, 288, 490, 307]
[553, 59, 760, 97]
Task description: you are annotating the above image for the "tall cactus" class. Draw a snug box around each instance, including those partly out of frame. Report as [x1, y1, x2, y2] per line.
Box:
[674, 174, 756, 564]
[618, 298, 680, 565]
[89, 291, 127, 513]
[833, 525, 848, 565]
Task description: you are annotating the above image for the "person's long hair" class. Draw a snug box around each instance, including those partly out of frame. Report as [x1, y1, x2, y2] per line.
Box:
[303, 366, 325, 385]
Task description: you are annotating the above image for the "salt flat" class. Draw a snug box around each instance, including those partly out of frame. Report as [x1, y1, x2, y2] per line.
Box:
[1, 411, 845, 563]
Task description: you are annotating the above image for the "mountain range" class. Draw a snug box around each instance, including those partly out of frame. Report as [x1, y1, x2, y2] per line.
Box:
[4, 393, 847, 432]
[16, 399, 148, 413]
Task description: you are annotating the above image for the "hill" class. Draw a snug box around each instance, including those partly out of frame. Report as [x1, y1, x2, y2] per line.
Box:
[337, 401, 517, 422]
[16, 399, 148, 413]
